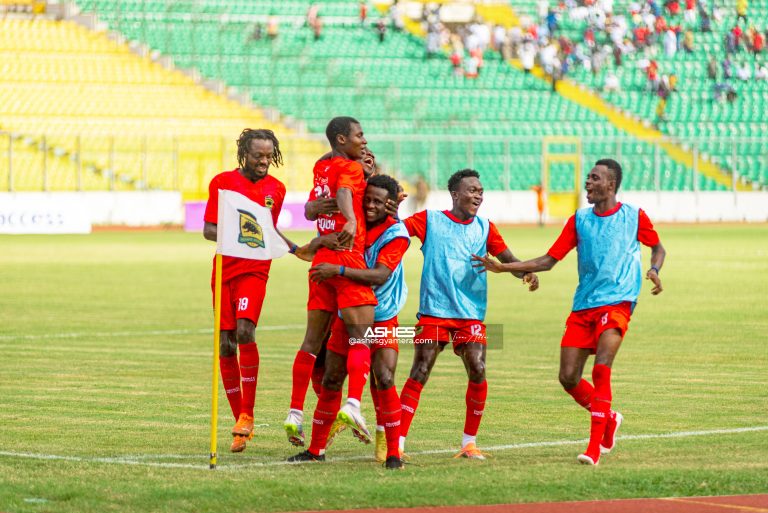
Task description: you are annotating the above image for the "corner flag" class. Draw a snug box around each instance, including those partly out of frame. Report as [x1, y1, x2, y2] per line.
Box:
[210, 189, 289, 469]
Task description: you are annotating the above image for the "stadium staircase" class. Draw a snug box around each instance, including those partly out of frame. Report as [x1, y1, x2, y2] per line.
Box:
[0, 18, 325, 198]
[501, 0, 767, 190]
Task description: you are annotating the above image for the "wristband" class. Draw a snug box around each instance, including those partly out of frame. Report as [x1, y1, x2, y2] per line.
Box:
[339, 265, 346, 276]
[289, 244, 298, 254]
[650, 266, 660, 275]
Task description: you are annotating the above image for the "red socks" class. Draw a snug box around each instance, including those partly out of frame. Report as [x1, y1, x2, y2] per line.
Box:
[290, 350, 317, 411]
[463, 380, 487, 437]
[308, 386, 343, 456]
[238, 343, 259, 417]
[378, 385, 401, 458]
[346, 344, 371, 403]
[586, 364, 613, 459]
[399, 378, 424, 438]
[219, 355, 241, 420]
[566, 379, 594, 410]
[311, 366, 325, 398]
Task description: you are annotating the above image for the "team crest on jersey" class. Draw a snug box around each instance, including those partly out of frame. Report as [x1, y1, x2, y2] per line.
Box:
[237, 209, 265, 248]
[264, 196, 275, 209]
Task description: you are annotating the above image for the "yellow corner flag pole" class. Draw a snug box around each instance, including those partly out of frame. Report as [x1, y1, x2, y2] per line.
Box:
[209, 253, 223, 469]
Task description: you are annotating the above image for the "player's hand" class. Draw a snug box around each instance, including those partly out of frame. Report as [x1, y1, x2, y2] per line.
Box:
[337, 221, 356, 248]
[318, 233, 341, 250]
[471, 253, 505, 273]
[523, 272, 539, 291]
[293, 244, 314, 262]
[309, 263, 340, 283]
[309, 197, 339, 216]
[646, 269, 663, 295]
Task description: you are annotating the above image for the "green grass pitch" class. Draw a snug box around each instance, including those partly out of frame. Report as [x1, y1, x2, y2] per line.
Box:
[1, 224, 767, 513]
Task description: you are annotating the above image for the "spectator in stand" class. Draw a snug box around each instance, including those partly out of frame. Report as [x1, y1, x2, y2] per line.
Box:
[712, 83, 737, 102]
[546, 9, 559, 36]
[538, 0, 550, 22]
[306, 4, 319, 28]
[725, 29, 738, 54]
[666, 0, 681, 17]
[312, 15, 322, 41]
[359, 1, 367, 25]
[267, 14, 279, 40]
[683, 30, 694, 52]
[493, 24, 507, 58]
[663, 27, 677, 56]
[684, 0, 696, 25]
[655, 79, 671, 125]
[604, 71, 621, 92]
[426, 22, 441, 59]
[736, 0, 748, 24]
[646, 59, 660, 91]
[376, 18, 387, 43]
[736, 62, 751, 81]
[450, 50, 464, 76]
[749, 27, 764, 55]
[699, 6, 712, 32]
[520, 38, 536, 74]
[585, 26, 596, 49]
[722, 56, 733, 79]
[707, 56, 718, 80]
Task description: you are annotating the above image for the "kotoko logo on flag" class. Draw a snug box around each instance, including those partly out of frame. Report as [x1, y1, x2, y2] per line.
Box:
[237, 209, 265, 249]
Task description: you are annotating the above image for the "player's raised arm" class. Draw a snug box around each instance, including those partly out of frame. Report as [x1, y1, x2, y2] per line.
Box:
[335, 187, 357, 247]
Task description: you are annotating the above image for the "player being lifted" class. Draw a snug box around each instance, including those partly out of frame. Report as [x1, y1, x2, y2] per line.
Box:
[289, 175, 409, 468]
[284, 117, 377, 448]
[473, 159, 666, 465]
[203, 128, 301, 453]
[398, 169, 539, 459]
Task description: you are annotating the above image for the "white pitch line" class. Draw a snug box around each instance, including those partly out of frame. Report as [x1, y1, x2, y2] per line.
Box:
[1, 425, 766, 471]
[0, 325, 304, 342]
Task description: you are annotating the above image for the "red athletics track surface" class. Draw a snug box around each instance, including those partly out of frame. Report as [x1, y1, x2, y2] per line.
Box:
[298, 494, 768, 513]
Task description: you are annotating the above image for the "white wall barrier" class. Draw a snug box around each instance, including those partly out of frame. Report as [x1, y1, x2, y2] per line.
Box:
[1, 190, 765, 234]
[0, 191, 182, 233]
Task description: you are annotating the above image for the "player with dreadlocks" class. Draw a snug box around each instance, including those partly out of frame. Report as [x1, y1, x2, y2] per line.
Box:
[203, 128, 300, 453]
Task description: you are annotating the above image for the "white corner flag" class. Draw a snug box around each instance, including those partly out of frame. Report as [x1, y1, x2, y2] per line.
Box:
[216, 189, 289, 260]
[209, 188, 288, 470]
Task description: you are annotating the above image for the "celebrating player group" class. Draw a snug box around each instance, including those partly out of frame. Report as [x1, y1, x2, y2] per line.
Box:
[203, 118, 667, 469]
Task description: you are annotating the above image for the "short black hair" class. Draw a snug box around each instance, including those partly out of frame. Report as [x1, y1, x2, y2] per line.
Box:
[367, 174, 399, 202]
[595, 158, 622, 192]
[447, 169, 480, 192]
[236, 128, 283, 169]
[325, 117, 360, 148]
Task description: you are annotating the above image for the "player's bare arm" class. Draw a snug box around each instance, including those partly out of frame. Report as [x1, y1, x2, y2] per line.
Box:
[294, 233, 341, 262]
[309, 262, 392, 286]
[472, 253, 558, 276]
[494, 248, 540, 291]
[203, 221, 217, 242]
[336, 187, 357, 247]
[646, 241, 666, 295]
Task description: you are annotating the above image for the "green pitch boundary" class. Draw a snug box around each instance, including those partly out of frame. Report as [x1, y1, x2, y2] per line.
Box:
[298, 494, 768, 513]
[1, 426, 766, 471]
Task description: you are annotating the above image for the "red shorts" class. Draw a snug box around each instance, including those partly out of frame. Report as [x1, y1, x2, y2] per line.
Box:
[561, 302, 632, 353]
[413, 315, 487, 353]
[213, 274, 267, 331]
[327, 316, 400, 356]
[307, 252, 377, 311]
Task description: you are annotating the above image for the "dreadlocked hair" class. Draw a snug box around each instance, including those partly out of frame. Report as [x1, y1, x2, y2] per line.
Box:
[236, 128, 283, 170]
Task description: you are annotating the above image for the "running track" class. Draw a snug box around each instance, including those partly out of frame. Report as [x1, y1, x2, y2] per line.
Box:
[299, 494, 768, 513]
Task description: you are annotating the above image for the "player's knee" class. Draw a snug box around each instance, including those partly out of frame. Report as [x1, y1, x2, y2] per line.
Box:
[220, 334, 237, 357]
[409, 360, 431, 385]
[321, 372, 344, 391]
[559, 371, 579, 390]
[374, 368, 395, 390]
[235, 326, 254, 345]
[467, 359, 486, 382]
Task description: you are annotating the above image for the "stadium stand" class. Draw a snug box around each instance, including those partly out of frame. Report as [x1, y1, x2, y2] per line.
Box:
[69, 0, 743, 192]
[0, 18, 325, 197]
[501, 0, 767, 188]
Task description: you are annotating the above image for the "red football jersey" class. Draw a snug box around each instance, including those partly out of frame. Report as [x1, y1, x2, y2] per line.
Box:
[309, 156, 367, 259]
[204, 169, 286, 282]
